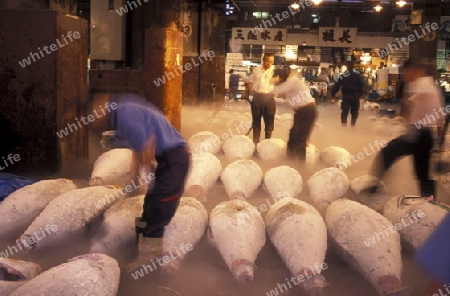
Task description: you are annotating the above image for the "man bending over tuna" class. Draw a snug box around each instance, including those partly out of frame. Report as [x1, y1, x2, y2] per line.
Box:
[89, 90, 190, 273]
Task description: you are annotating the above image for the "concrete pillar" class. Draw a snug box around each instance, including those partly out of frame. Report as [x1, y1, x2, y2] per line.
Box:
[408, 1, 441, 76]
[0, 10, 88, 173]
[142, 26, 184, 130]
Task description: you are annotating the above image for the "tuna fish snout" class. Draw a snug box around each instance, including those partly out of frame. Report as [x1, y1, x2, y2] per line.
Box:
[89, 177, 104, 186]
[231, 259, 255, 282]
[186, 185, 205, 197]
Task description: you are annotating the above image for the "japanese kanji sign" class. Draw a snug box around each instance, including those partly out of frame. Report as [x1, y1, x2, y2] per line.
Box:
[232, 27, 287, 45]
[318, 27, 358, 47]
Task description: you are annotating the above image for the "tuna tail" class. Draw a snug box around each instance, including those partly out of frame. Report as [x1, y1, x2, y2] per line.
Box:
[230, 259, 256, 282]
[378, 275, 408, 296]
[161, 255, 181, 274]
[386, 286, 411, 296]
[302, 274, 327, 296]
[297, 269, 327, 296]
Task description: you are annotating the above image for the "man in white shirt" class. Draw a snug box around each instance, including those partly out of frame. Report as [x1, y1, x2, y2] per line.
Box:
[370, 58, 445, 199]
[244, 53, 276, 144]
[273, 71, 317, 161]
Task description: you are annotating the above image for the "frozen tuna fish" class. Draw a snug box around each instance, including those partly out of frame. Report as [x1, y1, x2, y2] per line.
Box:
[161, 197, 209, 272]
[208, 199, 265, 282]
[90, 195, 144, 256]
[350, 175, 390, 212]
[185, 152, 222, 198]
[307, 168, 350, 216]
[256, 138, 287, 161]
[221, 135, 255, 160]
[9, 253, 120, 296]
[266, 198, 327, 295]
[17, 185, 124, 252]
[89, 148, 151, 194]
[263, 166, 302, 199]
[188, 131, 222, 156]
[0, 179, 77, 240]
[390, 116, 406, 125]
[383, 196, 448, 251]
[320, 146, 352, 169]
[325, 199, 409, 296]
[220, 159, 263, 200]
[0, 257, 41, 295]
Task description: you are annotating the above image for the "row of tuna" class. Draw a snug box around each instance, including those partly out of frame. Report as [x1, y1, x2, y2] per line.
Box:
[188, 130, 324, 163]
[0, 178, 446, 295]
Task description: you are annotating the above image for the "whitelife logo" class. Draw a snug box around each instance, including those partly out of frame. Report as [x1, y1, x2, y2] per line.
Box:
[18, 31, 80, 68]
[56, 102, 118, 139]
[362, 210, 425, 247]
[130, 243, 193, 280]
[265, 262, 328, 296]
[0, 153, 21, 171]
[93, 173, 155, 209]
[0, 224, 58, 258]
[378, 22, 440, 58]
[152, 50, 216, 87]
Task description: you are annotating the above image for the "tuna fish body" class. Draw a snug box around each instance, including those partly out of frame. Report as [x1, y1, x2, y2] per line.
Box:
[90, 195, 144, 256]
[162, 197, 209, 272]
[0, 257, 41, 295]
[325, 199, 408, 296]
[307, 168, 350, 216]
[265, 197, 327, 295]
[0, 179, 77, 240]
[221, 135, 255, 160]
[383, 196, 448, 251]
[220, 159, 263, 200]
[17, 186, 124, 252]
[9, 253, 120, 296]
[263, 166, 302, 199]
[208, 199, 265, 282]
[185, 152, 222, 198]
[256, 138, 287, 161]
[350, 175, 390, 212]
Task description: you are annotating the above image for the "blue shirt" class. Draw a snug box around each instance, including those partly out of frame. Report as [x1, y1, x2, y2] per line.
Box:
[415, 213, 450, 285]
[109, 93, 186, 156]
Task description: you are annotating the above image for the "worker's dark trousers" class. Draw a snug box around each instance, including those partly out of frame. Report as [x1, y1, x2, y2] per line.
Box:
[287, 104, 317, 161]
[142, 146, 190, 238]
[340, 94, 360, 125]
[251, 92, 276, 142]
[372, 128, 435, 197]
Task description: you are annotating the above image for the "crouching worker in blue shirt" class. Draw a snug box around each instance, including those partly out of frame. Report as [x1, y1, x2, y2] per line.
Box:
[89, 91, 190, 273]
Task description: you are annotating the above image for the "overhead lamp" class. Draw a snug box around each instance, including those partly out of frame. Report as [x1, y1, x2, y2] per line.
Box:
[396, 1, 407, 7]
[374, 4, 383, 12]
[312, 0, 322, 5]
[290, 2, 300, 10]
[302, 40, 306, 46]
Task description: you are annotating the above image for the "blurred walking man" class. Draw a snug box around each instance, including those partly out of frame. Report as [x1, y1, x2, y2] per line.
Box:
[228, 69, 240, 100]
[370, 58, 445, 199]
[331, 61, 364, 126]
[244, 53, 277, 144]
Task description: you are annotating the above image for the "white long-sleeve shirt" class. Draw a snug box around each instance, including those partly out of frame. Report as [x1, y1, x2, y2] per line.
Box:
[273, 74, 315, 109]
[405, 76, 445, 127]
[249, 65, 275, 94]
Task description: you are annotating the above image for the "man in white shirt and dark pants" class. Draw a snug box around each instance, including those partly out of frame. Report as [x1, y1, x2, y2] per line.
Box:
[273, 70, 317, 161]
[371, 58, 445, 199]
[244, 53, 276, 144]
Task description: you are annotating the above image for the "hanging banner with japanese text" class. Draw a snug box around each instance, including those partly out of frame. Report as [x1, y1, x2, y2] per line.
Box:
[231, 27, 287, 45]
[318, 27, 357, 47]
